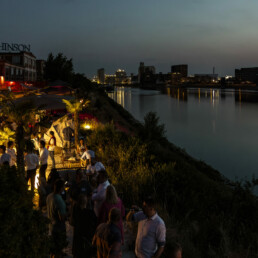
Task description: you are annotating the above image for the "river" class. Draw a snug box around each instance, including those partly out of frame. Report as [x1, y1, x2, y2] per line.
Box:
[108, 87, 258, 181]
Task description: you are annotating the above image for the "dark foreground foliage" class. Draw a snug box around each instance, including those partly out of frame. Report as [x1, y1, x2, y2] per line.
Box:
[0, 166, 50, 257]
[87, 114, 258, 258]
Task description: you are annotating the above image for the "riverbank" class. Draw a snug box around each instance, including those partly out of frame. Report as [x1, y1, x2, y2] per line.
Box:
[114, 83, 258, 91]
[84, 88, 258, 257]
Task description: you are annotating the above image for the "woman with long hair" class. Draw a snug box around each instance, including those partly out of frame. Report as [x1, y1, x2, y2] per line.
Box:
[98, 185, 125, 243]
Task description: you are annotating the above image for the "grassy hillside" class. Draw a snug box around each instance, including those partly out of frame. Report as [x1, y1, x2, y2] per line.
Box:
[85, 89, 258, 258]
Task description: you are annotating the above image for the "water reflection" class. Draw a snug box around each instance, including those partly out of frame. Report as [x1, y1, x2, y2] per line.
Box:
[162, 88, 188, 102]
[160, 87, 223, 104]
[108, 87, 258, 181]
[221, 90, 226, 100]
[109, 87, 131, 108]
[109, 87, 258, 108]
[163, 87, 258, 104]
[235, 90, 258, 103]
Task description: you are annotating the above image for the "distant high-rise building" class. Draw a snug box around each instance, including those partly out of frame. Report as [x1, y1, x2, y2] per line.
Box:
[131, 73, 138, 84]
[235, 67, 258, 83]
[97, 68, 105, 84]
[115, 69, 127, 84]
[171, 64, 188, 78]
[105, 74, 116, 85]
[138, 62, 156, 84]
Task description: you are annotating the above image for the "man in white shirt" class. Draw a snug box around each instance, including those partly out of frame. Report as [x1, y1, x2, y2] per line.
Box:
[81, 146, 95, 167]
[92, 169, 110, 217]
[25, 142, 39, 193]
[81, 148, 105, 175]
[131, 197, 166, 258]
[7, 141, 16, 167]
[48, 131, 56, 168]
[39, 140, 49, 180]
[0, 145, 11, 166]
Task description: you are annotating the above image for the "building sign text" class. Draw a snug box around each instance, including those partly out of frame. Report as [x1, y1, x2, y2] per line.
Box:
[0, 43, 31, 52]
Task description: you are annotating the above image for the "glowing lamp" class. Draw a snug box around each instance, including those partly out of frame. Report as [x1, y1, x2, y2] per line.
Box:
[84, 124, 91, 130]
[0, 76, 4, 85]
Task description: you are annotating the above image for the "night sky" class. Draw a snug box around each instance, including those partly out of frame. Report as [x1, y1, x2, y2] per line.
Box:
[2, 0, 258, 77]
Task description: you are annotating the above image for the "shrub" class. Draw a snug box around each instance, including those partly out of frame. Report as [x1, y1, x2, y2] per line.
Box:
[0, 166, 50, 257]
[87, 123, 154, 205]
[87, 122, 258, 257]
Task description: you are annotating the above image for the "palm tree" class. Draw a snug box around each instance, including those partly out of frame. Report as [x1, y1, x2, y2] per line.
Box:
[0, 92, 37, 170]
[0, 127, 15, 147]
[62, 99, 90, 147]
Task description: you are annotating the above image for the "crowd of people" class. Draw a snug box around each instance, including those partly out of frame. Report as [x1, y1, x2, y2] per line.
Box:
[45, 166, 181, 258]
[0, 131, 57, 191]
[0, 132, 182, 258]
[43, 144, 182, 258]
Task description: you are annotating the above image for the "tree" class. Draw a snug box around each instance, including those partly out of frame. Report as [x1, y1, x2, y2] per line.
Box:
[45, 53, 74, 82]
[72, 73, 92, 90]
[139, 112, 166, 143]
[0, 127, 15, 147]
[0, 92, 37, 170]
[62, 99, 90, 147]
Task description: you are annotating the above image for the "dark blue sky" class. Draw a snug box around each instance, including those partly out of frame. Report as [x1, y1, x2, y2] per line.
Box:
[2, 0, 258, 77]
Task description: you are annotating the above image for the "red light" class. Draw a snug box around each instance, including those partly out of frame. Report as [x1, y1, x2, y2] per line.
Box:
[0, 76, 4, 85]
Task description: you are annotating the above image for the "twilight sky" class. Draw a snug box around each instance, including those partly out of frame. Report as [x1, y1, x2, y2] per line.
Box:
[2, 0, 258, 77]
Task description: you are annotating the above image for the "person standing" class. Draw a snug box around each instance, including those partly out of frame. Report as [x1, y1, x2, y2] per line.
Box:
[69, 169, 92, 203]
[77, 138, 86, 156]
[39, 140, 49, 180]
[81, 146, 95, 168]
[98, 185, 125, 243]
[46, 179, 67, 258]
[7, 141, 16, 167]
[0, 145, 11, 165]
[131, 197, 166, 258]
[62, 125, 73, 150]
[25, 141, 39, 193]
[47, 168, 61, 193]
[92, 169, 110, 217]
[48, 131, 56, 168]
[71, 194, 97, 258]
[92, 208, 122, 258]
[86, 159, 105, 176]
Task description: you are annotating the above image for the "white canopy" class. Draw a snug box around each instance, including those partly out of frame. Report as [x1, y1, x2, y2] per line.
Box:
[44, 115, 74, 148]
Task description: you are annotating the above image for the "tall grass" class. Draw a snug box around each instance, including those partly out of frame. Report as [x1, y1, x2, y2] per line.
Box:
[86, 114, 258, 257]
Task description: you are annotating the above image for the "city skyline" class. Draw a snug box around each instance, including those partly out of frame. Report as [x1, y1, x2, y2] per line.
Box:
[2, 0, 258, 77]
